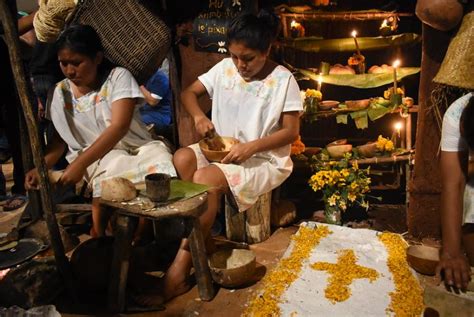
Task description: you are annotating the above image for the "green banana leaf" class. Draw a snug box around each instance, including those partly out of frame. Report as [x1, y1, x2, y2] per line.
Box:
[349, 110, 369, 129]
[283, 33, 420, 52]
[169, 179, 209, 200]
[298, 67, 420, 88]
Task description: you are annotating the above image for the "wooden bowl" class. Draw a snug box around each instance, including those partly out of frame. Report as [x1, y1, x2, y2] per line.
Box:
[199, 136, 239, 162]
[209, 248, 256, 288]
[406, 245, 440, 276]
[319, 100, 339, 111]
[327, 144, 352, 159]
[356, 142, 378, 158]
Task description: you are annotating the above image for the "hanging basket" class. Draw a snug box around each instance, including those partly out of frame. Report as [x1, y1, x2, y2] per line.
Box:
[71, 0, 171, 84]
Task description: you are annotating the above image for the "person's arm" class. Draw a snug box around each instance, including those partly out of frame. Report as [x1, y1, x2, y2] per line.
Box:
[25, 127, 66, 190]
[437, 150, 472, 289]
[139, 85, 160, 106]
[221, 111, 300, 164]
[180, 80, 214, 136]
[17, 10, 36, 35]
[59, 98, 136, 185]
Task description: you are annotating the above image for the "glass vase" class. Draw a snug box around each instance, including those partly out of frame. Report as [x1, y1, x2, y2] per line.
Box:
[324, 203, 342, 225]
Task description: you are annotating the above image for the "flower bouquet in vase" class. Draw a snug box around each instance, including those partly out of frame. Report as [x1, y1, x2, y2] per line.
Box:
[308, 153, 372, 225]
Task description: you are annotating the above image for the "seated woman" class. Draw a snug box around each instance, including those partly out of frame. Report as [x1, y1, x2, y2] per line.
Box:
[136, 10, 302, 305]
[437, 93, 474, 290]
[24, 24, 176, 237]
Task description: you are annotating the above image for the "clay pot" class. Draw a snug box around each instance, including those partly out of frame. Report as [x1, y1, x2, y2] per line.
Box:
[356, 142, 378, 158]
[209, 249, 256, 288]
[406, 245, 440, 276]
[327, 144, 352, 159]
[345, 99, 370, 110]
[319, 100, 339, 111]
[199, 136, 239, 162]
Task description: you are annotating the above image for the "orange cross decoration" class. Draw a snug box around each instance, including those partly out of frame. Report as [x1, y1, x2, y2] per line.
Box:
[311, 249, 379, 303]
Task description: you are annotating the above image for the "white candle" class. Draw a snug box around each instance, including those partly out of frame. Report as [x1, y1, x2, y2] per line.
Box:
[351, 30, 361, 55]
[317, 73, 323, 91]
[392, 59, 400, 92]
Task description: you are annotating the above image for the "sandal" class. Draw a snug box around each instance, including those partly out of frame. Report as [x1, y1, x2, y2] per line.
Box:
[3, 195, 28, 211]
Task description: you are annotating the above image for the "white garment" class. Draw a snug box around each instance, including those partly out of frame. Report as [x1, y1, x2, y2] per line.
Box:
[196, 58, 303, 211]
[441, 92, 474, 223]
[48, 67, 176, 196]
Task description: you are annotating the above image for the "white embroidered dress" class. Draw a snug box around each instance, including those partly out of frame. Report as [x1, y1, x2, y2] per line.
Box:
[190, 58, 303, 211]
[441, 92, 474, 223]
[48, 67, 176, 197]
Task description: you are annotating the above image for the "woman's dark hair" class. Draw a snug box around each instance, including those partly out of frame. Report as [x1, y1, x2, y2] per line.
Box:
[461, 95, 474, 150]
[227, 9, 281, 52]
[55, 24, 103, 60]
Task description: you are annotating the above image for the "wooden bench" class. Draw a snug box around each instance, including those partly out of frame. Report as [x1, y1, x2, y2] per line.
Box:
[100, 192, 214, 312]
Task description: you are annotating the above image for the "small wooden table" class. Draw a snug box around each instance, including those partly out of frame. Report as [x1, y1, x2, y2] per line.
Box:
[100, 192, 214, 312]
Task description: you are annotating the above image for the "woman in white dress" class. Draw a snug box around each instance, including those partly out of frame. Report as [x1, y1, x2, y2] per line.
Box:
[136, 10, 302, 304]
[24, 25, 176, 237]
[438, 93, 474, 290]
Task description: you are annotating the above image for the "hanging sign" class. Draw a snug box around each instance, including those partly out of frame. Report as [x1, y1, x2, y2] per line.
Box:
[193, 0, 254, 53]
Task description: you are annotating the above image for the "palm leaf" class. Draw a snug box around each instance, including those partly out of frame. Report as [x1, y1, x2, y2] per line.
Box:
[298, 67, 420, 88]
[282, 33, 420, 52]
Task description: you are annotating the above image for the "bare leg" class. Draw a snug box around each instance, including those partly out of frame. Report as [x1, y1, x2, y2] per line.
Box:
[173, 148, 197, 181]
[462, 224, 474, 266]
[91, 198, 106, 237]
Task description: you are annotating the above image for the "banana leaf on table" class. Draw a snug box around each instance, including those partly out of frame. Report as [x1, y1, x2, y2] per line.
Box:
[297, 67, 420, 88]
[282, 33, 420, 52]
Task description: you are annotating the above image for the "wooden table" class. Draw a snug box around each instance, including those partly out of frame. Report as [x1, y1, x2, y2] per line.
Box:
[100, 192, 214, 312]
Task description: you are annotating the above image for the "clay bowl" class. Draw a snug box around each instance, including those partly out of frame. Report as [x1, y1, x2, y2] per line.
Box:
[406, 245, 440, 276]
[319, 100, 339, 111]
[199, 136, 239, 162]
[345, 99, 370, 111]
[356, 142, 378, 158]
[304, 147, 322, 157]
[327, 144, 352, 159]
[209, 248, 256, 288]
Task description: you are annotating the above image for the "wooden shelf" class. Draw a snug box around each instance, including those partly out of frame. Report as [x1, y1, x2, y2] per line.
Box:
[304, 105, 418, 119]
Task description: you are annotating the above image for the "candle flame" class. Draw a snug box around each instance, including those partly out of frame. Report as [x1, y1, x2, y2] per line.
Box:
[381, 19, 388, 28]
[351, 30, 357, 38]
[394, 122, 402, 132]
[318, 73, 323, 85]
[291, 20, 300, 28]
[392, 60, 401, 68]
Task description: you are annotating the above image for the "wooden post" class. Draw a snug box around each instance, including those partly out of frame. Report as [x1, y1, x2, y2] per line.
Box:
[0, 0, 76, 299]
[225, 191, 272, 244]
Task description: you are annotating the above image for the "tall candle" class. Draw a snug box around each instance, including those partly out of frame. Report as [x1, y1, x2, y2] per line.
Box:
[351, 30, 361, 55]
[317, 73, 323, 91]
[392, 59, 400, 92]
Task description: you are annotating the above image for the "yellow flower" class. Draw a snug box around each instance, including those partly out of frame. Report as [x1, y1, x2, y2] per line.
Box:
[348, 192, 357, 202]
[341, 169, 350, 178]
[376, 135, 387, 151]
[328, 194, 337, 206]
[305, 89, 322, 100]
[384, 140, 394, 152]
[383, 87, 405, 99]
[350, 182, 359, 190]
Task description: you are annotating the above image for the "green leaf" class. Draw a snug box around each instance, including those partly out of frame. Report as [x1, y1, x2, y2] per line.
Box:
[169, 179, 209, 201]
[350, 111, 368, 129]
[336, 114, 348, 124]
[367, 104, 392, 121]
[283, 33, 421, 53]
[298, 67, 420, 88]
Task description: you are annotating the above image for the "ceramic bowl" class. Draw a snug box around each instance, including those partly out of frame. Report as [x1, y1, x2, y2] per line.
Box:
[327, 144, 352, 159]
[319, 100, 339, 111]
[199, 136, 239, 162]
[356, 142, 378, 158]
[406, 245, 440, 276]
[209, 248, 256, 288]
[345, 99, 370, 110]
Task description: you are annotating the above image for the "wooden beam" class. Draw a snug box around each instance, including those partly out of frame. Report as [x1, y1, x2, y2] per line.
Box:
[0, 0, 76, 300]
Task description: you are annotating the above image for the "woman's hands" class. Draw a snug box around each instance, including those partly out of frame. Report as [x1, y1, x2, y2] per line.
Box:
[221, 142, 257, 164]
[194, 115, 215, 137]
[25, 168, 40, 190]
[436, 249, 472, 290]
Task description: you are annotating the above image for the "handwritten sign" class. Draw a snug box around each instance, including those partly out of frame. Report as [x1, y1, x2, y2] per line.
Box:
[193, 0, 254, 53]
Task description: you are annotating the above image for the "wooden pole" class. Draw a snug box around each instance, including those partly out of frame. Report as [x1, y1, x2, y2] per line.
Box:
[0, 0, 76, 299]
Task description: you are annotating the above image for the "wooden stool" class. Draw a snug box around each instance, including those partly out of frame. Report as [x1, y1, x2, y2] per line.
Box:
[224, 191, 272, 244]
[100, 193, 214, 312]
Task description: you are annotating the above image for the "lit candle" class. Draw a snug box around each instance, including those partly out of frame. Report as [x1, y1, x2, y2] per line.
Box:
[381, 19, 388, 29]
[291, 20, 298, 29]
[392, 59, 400, 93]
[351, 30, 361, 55]
[394, 121, 402, 139]
[290, 20, 302, 37]
[317, 73, 323, 91]
[391, 121, 402, 146]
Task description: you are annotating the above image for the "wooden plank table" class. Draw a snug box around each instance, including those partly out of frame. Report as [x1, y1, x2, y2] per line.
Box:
[100, 192, 214, 312]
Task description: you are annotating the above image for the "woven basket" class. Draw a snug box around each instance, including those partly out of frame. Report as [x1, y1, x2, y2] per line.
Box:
[71, 0, 171, 84]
